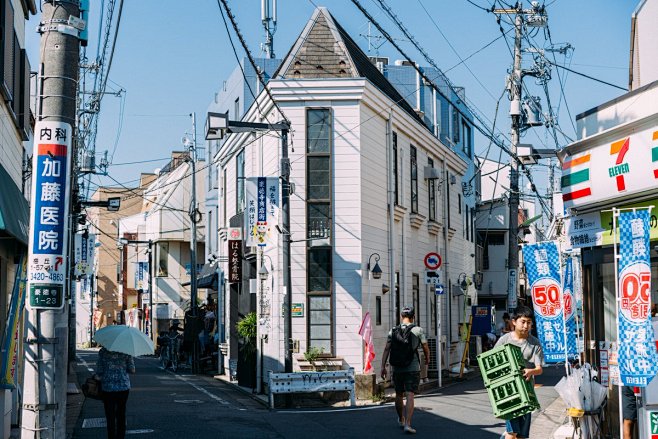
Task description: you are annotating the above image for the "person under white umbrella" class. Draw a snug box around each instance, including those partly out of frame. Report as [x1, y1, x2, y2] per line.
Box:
[93, 325, 153, 439]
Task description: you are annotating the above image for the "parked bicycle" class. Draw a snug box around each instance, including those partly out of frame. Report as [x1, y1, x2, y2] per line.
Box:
[159, 329, 182, 372]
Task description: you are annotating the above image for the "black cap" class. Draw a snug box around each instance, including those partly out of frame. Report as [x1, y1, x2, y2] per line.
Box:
[401, 306, 415, 317]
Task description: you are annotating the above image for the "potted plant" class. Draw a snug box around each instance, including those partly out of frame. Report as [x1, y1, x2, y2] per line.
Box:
[236, 312, 257, 387]
[303, 346, 326, 371]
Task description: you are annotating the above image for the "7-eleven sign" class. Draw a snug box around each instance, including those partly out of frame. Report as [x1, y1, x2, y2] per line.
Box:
[608, 137, 630, 192]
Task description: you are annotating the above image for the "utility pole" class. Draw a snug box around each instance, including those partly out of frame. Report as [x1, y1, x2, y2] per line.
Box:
[22, 1, 81, 438]
[261, 0, 277, 58]
[494, 2, 547, 312]
[189, 112, 200, 373]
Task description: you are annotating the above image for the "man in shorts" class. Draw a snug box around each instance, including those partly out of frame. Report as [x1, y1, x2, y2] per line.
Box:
[380, 306, 430, 434]
[494, 305, 544, 439]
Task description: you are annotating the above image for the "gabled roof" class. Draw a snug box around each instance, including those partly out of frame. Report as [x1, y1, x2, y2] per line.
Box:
[275, 7, 425, 127]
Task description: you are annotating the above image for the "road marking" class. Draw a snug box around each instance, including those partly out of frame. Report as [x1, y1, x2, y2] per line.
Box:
[82, 417, 106, 428]
[77, 355, 95, 373]
[174, 399, 203, 404]
[276, 404, 392, 414]
[169, 372, 229, 405]
[126, 429, 155, 435]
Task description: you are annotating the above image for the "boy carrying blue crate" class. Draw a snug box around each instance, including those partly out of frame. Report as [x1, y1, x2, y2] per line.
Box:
[494, 305, 544, 439]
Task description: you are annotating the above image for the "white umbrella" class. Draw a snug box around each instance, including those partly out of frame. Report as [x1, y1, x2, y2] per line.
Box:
[94, 325, 154, 357]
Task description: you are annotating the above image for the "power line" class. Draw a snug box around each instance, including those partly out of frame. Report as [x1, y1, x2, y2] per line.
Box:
[217, 0, 290, 125]
[545, 58, 627, 91]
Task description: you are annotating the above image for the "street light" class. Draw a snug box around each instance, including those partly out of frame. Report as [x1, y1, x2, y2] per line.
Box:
[368, 253, 382, 280]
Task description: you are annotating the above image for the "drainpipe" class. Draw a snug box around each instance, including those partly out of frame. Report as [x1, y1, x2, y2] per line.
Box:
[442, 158, 451, 358]
[400, 150, 407, 309]
[387, 112, 396, 330]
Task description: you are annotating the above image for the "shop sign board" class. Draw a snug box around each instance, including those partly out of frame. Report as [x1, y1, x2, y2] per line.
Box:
[245, 177, 279, 247]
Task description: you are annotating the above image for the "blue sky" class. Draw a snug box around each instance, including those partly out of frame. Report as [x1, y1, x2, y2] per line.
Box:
[25, 1, 637, 192]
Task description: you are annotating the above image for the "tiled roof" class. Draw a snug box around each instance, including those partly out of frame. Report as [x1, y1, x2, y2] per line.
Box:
[276, 7, 426, 127]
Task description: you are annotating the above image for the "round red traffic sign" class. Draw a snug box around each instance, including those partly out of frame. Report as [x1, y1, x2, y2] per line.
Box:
[424, 252, 442, 270]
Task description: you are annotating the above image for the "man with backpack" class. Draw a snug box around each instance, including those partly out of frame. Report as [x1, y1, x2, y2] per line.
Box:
[380, 306, 430, 434]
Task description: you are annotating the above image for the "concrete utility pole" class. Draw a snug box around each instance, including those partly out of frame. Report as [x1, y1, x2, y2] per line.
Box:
[22, 1, 81, 438]
[189, 112, 200, 373]
[494, 2, 547, 311]
[508, 10, 523, 312]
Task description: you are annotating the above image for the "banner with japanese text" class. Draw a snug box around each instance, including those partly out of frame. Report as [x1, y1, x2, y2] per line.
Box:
[616, 210, 658, 387]
[522, 241, 566, 363]
[0, 256, 26, 389]
[562, 256, 579, 359]
[245, 177, 279, 247]
[27, 121, 73, 309]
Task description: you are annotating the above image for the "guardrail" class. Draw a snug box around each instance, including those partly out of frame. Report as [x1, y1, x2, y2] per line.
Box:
[267, 367, 356, 409]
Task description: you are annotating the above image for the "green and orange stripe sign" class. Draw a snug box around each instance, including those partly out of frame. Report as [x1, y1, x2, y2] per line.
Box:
[653, 131, 658, 179]
[562, 153, 591, 202]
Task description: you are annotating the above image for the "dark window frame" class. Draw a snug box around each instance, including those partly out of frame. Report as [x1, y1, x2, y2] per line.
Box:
[410, 145, 418, 213]
[305, 108, 334, 354]
[428, 157, 435, 221]
[393, 132, 399, 206]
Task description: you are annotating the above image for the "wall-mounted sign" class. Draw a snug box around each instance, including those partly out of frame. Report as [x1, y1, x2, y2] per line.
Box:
[291, 303, 304, 317]
[228, 240, 242, 283]
[562, 126, 658, 210]
[245, 177, 279, 247]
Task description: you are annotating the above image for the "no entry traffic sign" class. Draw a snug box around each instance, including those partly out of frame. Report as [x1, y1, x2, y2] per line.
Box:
[424, 252, 442, 270]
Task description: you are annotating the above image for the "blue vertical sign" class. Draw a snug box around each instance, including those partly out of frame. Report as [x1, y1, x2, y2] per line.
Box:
[562, 257, 578, 359]
[245, 177, 279, 247]
[617, 210, 658, 387]
[522, 241, 566, 363]
[27, 121, 72, 309]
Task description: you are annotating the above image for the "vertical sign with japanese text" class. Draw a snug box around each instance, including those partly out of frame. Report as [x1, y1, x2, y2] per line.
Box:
[522, 241, 566, 363]
[616, 210, 658, 387]
[562, 256, 578, 359]
[228, 240, 242, 283]
[27, 121, 72, 309]
[245, 177, 279, 247]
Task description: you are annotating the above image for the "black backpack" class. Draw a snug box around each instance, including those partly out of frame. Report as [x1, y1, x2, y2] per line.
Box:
[389, 324, 418, 367]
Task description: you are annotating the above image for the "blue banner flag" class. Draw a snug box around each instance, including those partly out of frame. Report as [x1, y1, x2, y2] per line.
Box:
[617, 210, 658, 387]
[562, 257, 579, 359]
[522, 241, 566, 363]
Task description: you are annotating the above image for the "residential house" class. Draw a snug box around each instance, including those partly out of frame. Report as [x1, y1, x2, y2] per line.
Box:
[212, 7, 474, 391]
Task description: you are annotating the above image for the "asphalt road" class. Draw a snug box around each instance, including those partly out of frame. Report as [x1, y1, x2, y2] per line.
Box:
[72, 350, 561, 438]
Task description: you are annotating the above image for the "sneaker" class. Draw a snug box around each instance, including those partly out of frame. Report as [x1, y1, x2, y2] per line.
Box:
[404, 426, 416, 434]
[397, 418, 405, 428]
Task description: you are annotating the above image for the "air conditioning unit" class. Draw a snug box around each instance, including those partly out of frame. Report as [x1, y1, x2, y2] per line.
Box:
[424, 166, 441, 180]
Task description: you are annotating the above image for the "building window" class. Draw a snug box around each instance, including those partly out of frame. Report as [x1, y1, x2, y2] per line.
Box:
[234, 97, 240, 120]
[452, 106, 460, 144]
[306, 108, 333, 353]
[410, 145, 418, 213]
[462, 121, 472, 157]
[222, 168, 227, 225]
[428, 157, 435, 221]
[308, 295, 332, 353]
[376, 296, 382, 326]
[236, 149, 245, 213]
[412, 273, 420, 327]
[482, 232, 505, 270]
[393, 132, 399, 206]
[157, 242, 169, 277]
[446, 172, 451, 229]
[458, 194, 462, 214]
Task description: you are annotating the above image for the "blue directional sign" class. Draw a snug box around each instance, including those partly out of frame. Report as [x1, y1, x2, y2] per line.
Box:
[435, 285, 445, 295]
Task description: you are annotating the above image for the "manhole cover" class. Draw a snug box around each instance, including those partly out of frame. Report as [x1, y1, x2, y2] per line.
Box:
[82, 418, 106, 428]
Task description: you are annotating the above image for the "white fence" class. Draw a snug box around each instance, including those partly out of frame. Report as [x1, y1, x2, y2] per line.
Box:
[267, 368, 356, 409]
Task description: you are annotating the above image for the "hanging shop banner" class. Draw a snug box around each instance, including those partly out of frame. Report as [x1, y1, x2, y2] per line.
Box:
[562, 256, 579, 359]
[245, 177, 279, 247]
[0, 256, 27, 389]
[522, 241, 566, 363]
[616, 209, 658, 387]
[228, 240, 242, 283]
[572, 254, 585, 354]
[134, 261, 148, 291]
[74, 232, 96, 277]
[27, 121, 73, 310]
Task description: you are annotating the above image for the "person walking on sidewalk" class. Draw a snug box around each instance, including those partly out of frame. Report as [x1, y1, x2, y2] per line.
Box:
[380, 306, 430, 435]
[95, 347, 136, 439]
[494, 306, 544, 439]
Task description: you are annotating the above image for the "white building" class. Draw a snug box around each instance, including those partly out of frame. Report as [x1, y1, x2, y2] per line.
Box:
[213, 7, 475, 388]
[119, 152, 206, 336]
